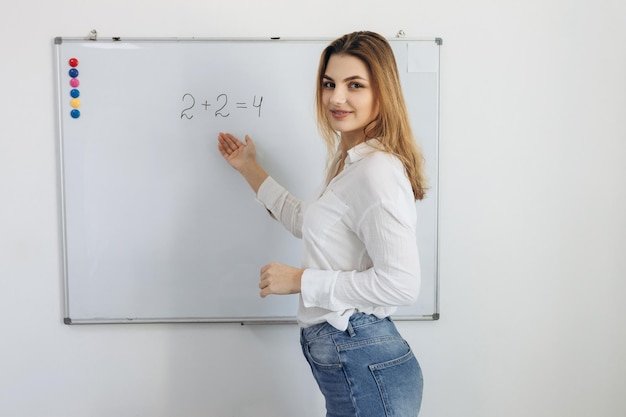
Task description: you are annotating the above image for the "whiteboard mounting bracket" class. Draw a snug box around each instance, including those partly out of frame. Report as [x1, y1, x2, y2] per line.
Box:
[396, 30, 406, 38]
[85, 29, 98, 41]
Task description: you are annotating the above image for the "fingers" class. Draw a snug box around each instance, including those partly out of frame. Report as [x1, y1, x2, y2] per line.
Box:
[259, 263, 271, 298]
[217, 132, 243, 155]
[259, 263, 272, 298]
[217, 138, 230, 158]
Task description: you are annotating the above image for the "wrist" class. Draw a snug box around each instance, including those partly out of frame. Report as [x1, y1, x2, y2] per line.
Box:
[240, 162, 268, 193]
[292, 268, 304, 294]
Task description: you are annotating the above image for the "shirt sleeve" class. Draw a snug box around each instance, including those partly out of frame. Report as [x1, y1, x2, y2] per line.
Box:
[301, 197, 421, 311]
[255, 176, 304, 239]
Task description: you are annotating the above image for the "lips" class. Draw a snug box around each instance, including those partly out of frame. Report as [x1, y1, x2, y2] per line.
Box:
[331, 109, 352, 119]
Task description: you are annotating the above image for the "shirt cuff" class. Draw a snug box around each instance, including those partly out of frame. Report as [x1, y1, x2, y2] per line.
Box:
[301, 268, 340, 310]
[255, 176, 282, 209]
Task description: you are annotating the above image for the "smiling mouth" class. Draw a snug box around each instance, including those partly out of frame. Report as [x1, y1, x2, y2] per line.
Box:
[331, 110, 351, 118]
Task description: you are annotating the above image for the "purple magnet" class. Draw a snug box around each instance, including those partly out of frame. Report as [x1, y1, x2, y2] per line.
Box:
[69, 58, 79, 67]
[70, 78, 80, 88]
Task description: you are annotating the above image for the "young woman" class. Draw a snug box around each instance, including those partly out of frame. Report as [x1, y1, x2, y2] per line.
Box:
[218, 31, 427, 417]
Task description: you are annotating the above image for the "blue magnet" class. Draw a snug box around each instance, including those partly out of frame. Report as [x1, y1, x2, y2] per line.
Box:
[70, 89, 80, 98]
[70, 109, 81, 119]
[69, 68, 79, 78]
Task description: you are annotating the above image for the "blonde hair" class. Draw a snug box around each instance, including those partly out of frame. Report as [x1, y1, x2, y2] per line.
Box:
[315, 31, 428, 200]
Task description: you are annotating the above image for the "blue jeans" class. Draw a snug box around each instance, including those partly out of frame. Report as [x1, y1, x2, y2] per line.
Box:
[300, 313, 423, 417]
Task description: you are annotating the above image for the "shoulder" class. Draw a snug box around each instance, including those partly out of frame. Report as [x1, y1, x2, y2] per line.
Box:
[362, 148, 403, 173]
[343, 149, 411, 209]
[348, 139, 403, 173]
[345, 146, 416, 229]
[358, 148, 408, 192]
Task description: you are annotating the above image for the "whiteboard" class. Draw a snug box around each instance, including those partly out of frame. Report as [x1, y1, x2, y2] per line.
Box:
[54, 36, 441, 324]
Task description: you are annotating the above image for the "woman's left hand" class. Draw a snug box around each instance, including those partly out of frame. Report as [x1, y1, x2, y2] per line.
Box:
[259, 263, 303, 298]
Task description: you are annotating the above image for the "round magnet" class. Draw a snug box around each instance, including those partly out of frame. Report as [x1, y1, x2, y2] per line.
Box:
[70, 89, 80, 98]
[69, 58, 79, 67]
[70, 78, 80, 88]
[70, 98, 81, 108]
[70, 109, 80, 119]
[69, 68, 79, 78]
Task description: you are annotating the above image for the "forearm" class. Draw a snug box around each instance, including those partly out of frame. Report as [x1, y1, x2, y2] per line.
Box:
[301, 265, 420, 311]
[239, 162, 269, 194]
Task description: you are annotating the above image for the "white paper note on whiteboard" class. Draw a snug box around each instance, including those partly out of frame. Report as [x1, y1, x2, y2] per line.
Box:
[408, 42, 439, 73]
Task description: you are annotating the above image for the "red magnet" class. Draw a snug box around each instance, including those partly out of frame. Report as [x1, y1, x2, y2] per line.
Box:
[69, 58, 79, 67]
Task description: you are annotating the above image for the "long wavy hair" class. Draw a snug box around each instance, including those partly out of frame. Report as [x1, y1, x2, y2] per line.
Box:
[315, 31, 428, 200]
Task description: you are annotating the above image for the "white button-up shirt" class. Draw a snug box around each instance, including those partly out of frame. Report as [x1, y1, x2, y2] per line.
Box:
[256, 139, 420, 330]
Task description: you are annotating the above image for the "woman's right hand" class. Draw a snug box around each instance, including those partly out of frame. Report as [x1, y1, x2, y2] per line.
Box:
[217, 132, 269, 193]
[217, 132, 257, 173]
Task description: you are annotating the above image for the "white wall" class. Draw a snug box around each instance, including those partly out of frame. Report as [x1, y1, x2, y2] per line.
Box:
[1, 1, 625, 416]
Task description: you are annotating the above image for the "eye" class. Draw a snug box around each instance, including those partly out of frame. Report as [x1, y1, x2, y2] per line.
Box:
[322, 81, 335, 89]
[349, 82, 364, 89]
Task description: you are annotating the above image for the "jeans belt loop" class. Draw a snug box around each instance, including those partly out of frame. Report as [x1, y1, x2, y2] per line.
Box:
[346, 322, 356, 337]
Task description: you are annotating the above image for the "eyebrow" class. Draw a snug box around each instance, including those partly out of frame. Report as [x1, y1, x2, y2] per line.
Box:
[323, 75, 369, 82]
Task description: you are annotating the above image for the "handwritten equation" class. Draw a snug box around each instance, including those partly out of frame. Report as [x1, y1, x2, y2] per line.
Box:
[180, 93, 263, 120]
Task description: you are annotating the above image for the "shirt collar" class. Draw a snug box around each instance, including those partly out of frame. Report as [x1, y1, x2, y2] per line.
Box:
[345, 139, 382, 165]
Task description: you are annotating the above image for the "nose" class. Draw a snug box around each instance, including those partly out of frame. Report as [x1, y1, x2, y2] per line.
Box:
[330, 87, 347, 105]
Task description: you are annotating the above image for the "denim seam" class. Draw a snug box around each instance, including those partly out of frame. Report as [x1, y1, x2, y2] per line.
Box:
[336, 335, 401, 351]
[301, 328, 343, 342]
[349, 316, 386, 330]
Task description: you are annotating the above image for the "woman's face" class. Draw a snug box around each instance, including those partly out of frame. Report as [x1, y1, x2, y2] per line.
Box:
[321, 54, 378, 144]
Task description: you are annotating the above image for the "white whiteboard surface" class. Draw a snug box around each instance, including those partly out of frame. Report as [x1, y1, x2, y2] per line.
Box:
[54, 37, 440, 324]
